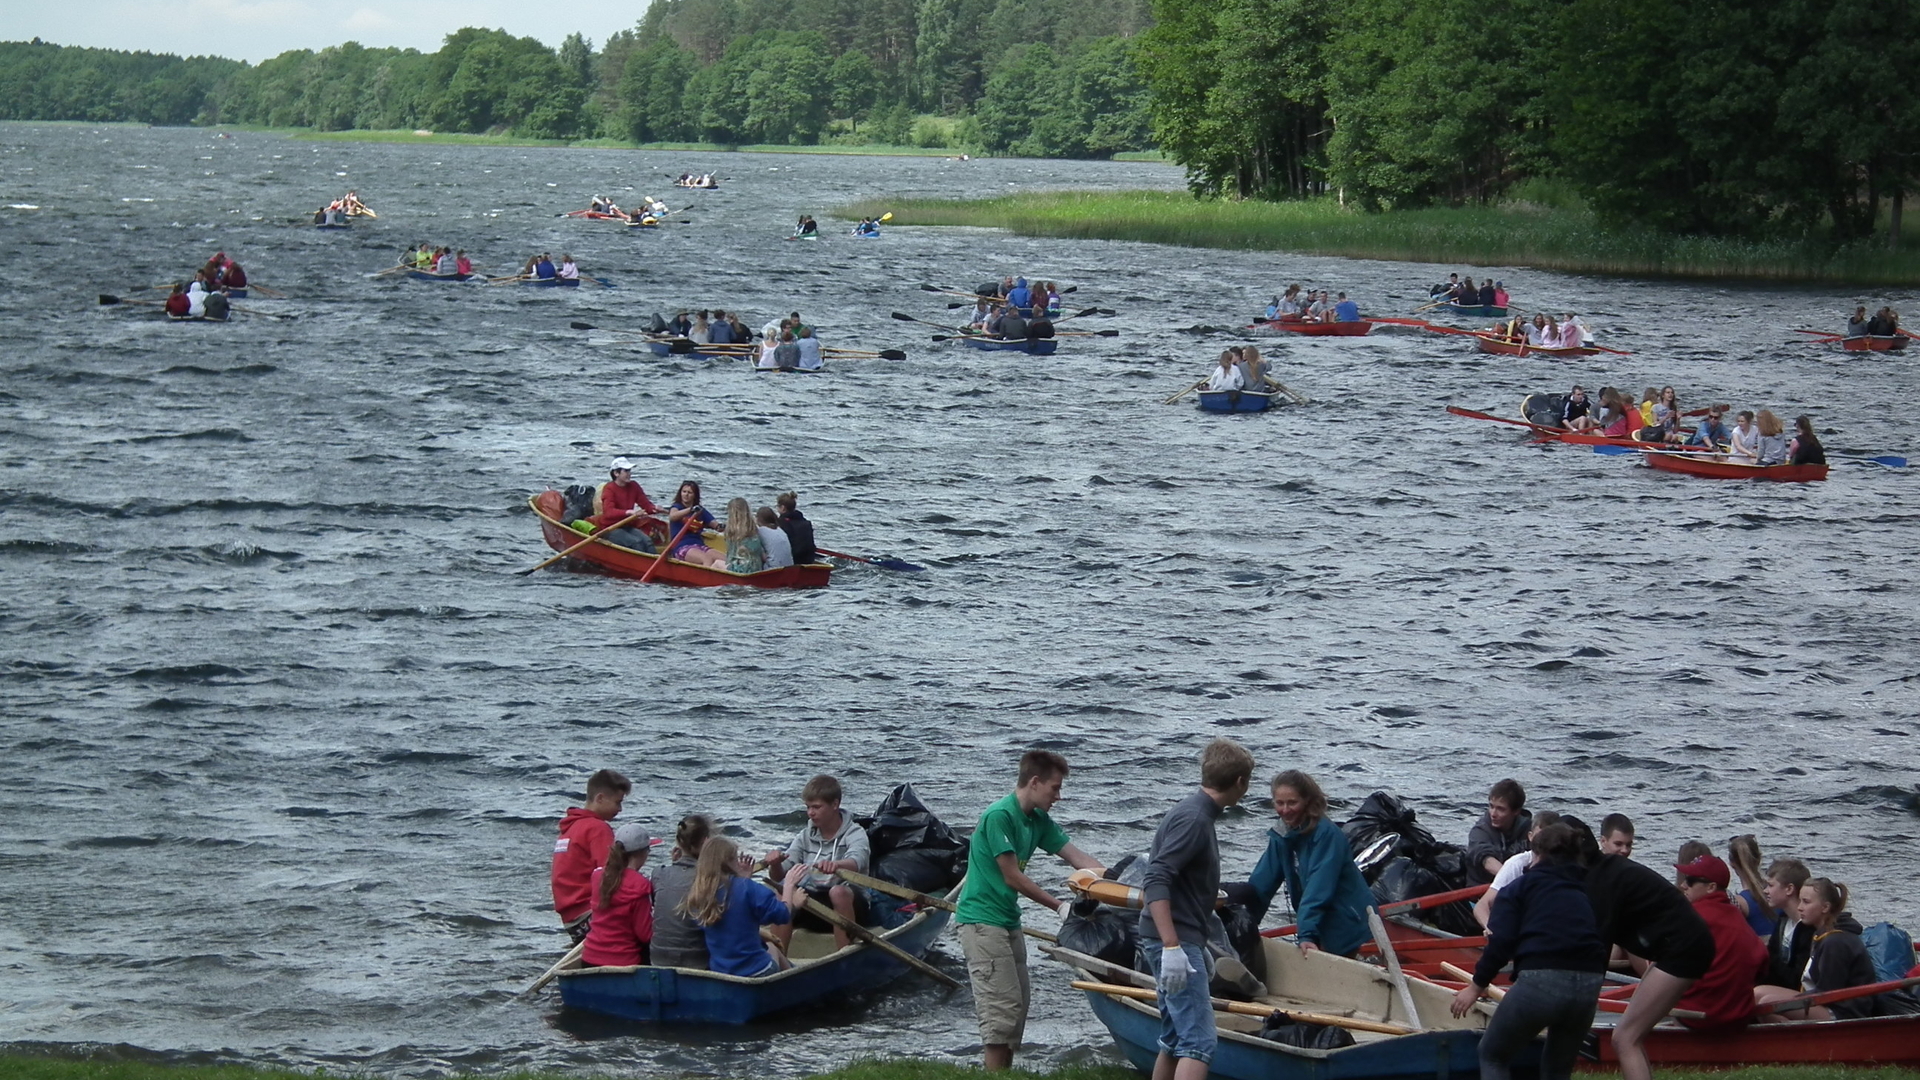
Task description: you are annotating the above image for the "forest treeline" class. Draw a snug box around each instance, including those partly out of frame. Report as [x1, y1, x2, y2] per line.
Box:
[6, 0, 1916, 243]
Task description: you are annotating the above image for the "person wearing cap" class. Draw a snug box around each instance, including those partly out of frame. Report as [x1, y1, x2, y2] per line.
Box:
[1581, 835, 1715, 1080]
[581, 821, 663, 968]
[590, 458, 663, 552]
[1671, 853, 1768, 1029]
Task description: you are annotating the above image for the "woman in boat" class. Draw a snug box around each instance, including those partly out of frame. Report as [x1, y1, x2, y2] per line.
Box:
[1237, 345, 1270, 391]
[1753, 879, 1913, 1019]
[1455, 277, 1477, 306]
[581, 822, 659, 968]
[1753, 410, 1789, 466]
[689, 311, 712, 344]
[1525, 313, 1549, 345]
[1493, 281, 1510, 308]
[652, 814, 714, 969]
[454, 251, 471, 276]
[1788, 415, 1826, 466]
[1205, 350, 1244, 392]
[1638, 386, 1686, 445]
[723, 497, 767, 574]
[1597, 388, 1640, 439]
[1247, 770, 1375, 957]
[1727, 410, 1760, 462]
[664, 481, 725, 567]
[1450, 823, 1607, 1080]
[1044, 281, 1062, 317]
[1727, 835, 1780, 938]
[679, 836, 802, 977]
[1637, 388, 1660, 427]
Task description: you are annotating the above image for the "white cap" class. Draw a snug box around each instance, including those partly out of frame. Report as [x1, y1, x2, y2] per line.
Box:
[610, 457, 635, 472]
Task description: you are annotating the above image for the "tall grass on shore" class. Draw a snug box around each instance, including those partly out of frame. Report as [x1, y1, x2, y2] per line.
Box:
[840, 190, 1920, 285]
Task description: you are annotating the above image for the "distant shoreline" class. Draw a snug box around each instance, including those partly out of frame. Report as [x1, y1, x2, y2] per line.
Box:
[221, 126, 1172, 161]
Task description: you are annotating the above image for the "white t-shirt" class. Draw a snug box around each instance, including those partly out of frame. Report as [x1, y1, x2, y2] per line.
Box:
[1490, 850, 1534, 891]
[760, 525, 794, 568]
[1206, 366, 1244, 391]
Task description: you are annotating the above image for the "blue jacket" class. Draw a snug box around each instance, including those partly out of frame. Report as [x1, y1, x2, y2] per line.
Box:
[1474, 860, 1607, 984]
[1247, 818, 1375, 956]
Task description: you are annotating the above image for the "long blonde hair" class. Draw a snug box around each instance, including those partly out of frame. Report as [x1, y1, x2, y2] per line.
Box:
[724, 496, 756, 546]
[1757, 409, 1784, 437]
[678, 836, 740, 927]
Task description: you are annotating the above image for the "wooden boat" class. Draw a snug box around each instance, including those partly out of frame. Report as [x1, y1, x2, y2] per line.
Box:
[1448, 402, 1704, 452]
[955, 335, 1058, 355]
[555, 879, 955, 1021]
[1644, 452, 1828, 482]
[1256, 317, 1370, 337]
[1427, 302, 1509, 320]
[407, 270, 473, 282]
[166, 313, 230, 322]
[644, 339, 749, 359]
[314, 221, 352, 230]
[1051, 938, 1495, 1080]
[523, 277, 581, 288]
[1474, 335, 1598, 358]
[1841, 335, 1909, 352]
[529, 491, 831, 588]
[1199, 389, 1277, 412]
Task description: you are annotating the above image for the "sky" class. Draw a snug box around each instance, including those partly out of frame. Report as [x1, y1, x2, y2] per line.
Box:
[0, 1, 653, 63]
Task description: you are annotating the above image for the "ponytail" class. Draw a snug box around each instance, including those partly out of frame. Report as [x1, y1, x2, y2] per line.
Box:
[597, 841, 631, 912]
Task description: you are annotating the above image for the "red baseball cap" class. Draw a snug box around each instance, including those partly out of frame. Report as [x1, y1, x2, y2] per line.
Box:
[1674, 854, 1730, 888]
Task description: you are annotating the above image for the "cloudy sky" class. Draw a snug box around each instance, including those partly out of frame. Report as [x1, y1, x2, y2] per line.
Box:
[1, 1, 652, 63]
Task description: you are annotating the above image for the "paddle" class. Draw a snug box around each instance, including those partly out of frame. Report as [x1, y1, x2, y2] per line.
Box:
[1368, 908, 1424, 1029]
[1166, 378, 1208, 404]
[1793, 328, 1844, 338]
[525, 941, 586, 995]
[834, 868, 1061, 943]
[1267, 379, 1311, 405]
[230, 304, 299, 321]
[891, 311, 969, 334]
[1071, 981, 1414, 1036]
[1830, 452, 1908, 467]
[1051, 329, 1120, 338]
[98, 294, 161, 307]
[517, 508, 653, 576]
[1757, 974, 1920, 1017]
[821, 349, 909, 361]
[1263, 883, 1488, 938]
[587, 276, 615, 289]
[246, 284, 289, 299]
[369, 265, 412, 278]
[797, 896, 960, 989]
[816, 546, 925, 572]
[489, 275, 532, 286]
[640, 515, 702, 584]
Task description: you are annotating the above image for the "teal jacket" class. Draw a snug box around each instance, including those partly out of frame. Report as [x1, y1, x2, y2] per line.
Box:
[1247, 817, 1376, 957]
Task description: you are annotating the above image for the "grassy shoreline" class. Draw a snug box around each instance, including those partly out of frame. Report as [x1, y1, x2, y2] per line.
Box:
[2, 1055, 1917, 1080]
[837, 191, 1920, 285]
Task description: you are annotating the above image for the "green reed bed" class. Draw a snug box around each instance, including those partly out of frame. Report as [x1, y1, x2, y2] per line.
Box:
[841, 191, 1920, 285]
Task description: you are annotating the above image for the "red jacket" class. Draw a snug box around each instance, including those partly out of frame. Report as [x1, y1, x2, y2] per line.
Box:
[582, 866, 654, 967]
[591, 479, 660, 529]
[1677, 890, 1769, 1027]
[165, 292, 191, 316]
[551, 808, 615, 922]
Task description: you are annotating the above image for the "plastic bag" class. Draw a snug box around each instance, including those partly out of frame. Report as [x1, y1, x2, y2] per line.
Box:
[1059, 898, 1138, 969]
[858, 784, 967, 892]
[1372, 857, 1478, 936]
[1862, 922, 1917, 983]
[1259, 1015, 1355, 1050]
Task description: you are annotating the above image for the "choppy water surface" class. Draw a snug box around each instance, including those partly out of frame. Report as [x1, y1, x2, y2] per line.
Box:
[1, 123, 1916, 1076]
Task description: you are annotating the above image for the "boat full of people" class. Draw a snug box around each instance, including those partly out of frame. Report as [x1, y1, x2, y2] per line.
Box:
[313, 190, 374, 227]
[673, 173, 719, 189]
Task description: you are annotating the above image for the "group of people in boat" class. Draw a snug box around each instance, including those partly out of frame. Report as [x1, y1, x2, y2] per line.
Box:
[518, 252, 581, 282]
[1264, 285, 1361, 323]
[1430, 273, 1510, 309]
[402, 243, 472, 277]
[961, 277, 1063, 339]
[753, 313, 827, 372]
[1844, 305, 1903, 338]
[1203, 344, 1273, 392]
[587, 194, 670, 225]
[569, 458, 819, 574]
[673, 173, 718, 189]
[851, 217, 882, 236]
[313, 190, 371, 225]
[162, 251, 249, 318]
[792, 215, 821, 237]
[1556, 385, 1826, 465]
[1487, 312, 1595, 349]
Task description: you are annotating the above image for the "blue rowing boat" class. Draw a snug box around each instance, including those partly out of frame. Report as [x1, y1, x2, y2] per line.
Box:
[315, 222, 351, 230]
[406, 270, 473, 282]
[224, 288, 249, 299]
[956, 336, 1057, 355]
[645, 340, 743, 359]
[556, 882, 956, 1023]
[1427, 302, 1508, 320]
[524, 277, 581, 288]
[1197, 389, 1276, 413]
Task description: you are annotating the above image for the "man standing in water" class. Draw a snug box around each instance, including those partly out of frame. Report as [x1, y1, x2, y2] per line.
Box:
[1139, 738, 1256, 1080]
[955, 750, 1106, 1071]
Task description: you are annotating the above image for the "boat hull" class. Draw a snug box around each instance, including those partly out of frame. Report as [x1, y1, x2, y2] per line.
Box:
[1253, 317, 1371, 337]
[523, 277, 580, 288]
[1645, 453, 1828, 482]
[1841, 335, 1909, 352]
[644, 340, 749, 359]
[1429, 303, 1509, 320]
[314, 222, 351, 230]
[956, 336, 1058, 354]
[1474, 336, 1597, 358]
[406, 270, 473, 282]
[1198, 389, 1276, 412]
[557, 884, 953, 1022]
[530, 492, 831, 588]
[1586, 1014, 1920, 1067]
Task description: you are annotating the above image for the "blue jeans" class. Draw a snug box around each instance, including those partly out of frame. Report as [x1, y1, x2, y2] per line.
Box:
[1141, 941, 1216, 1063]
[1477, 968, 1603, 1080]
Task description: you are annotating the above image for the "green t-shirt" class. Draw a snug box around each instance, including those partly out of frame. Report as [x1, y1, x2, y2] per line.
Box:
[954, 791, 1070, 929]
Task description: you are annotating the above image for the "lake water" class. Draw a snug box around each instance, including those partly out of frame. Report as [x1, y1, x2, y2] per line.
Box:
[1, 122, 1915, 1077]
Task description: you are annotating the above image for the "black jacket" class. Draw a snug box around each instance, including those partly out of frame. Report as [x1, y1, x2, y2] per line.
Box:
[1475, 861, 1608, 984]
[779, 508, 816, 564]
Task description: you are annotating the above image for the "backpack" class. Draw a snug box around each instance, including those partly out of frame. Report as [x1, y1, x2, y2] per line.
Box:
[1860, 922, 1916, 983]
[560, 484, 598, 525]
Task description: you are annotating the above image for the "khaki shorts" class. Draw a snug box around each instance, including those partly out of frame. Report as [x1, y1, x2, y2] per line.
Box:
[959, 922, 1030, 1047]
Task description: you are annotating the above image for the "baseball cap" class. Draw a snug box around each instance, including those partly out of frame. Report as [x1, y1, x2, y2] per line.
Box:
[614, 822, 663, 851]
[1674, 854, 1730, 888]
[609, 457, 635, 472]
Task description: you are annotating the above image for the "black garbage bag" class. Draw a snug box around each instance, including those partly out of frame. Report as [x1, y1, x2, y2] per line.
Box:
[561, 484, 598, 524]
[858, 784, 968, 893]
[647, 312, 669, 334]
[1372, 857, 1479, 936]
[1341, 790, 1470, 891]
[1259, 1015, 1355, 1050]
[1216, 882, 1269, 990]
[1059, 897, 1138, 969]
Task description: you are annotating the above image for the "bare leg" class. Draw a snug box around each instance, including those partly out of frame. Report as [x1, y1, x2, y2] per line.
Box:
[828, 883, 857, 950]
[1173, 1058, 1210, 1080]
[1612, 967, 1693, 1080]
[1151, 1052, 1176, 1080]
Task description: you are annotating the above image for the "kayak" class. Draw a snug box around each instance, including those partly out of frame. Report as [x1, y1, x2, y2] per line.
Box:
[851, 231, 880, 239]
[1644, 451, 1828, 482]
[956, 335, 1057, 354]
[1474, 336, 1598, 358]
[1198, 389, 1276, 412]
[564, 209, 631, 220]
[528, 491, 831, 589]
[406, 270, 473, 282]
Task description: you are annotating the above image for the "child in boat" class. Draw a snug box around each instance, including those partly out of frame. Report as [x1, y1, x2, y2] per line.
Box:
[763, 775, 871, 952]
[1754, 878, 1915, 1019]
[581, 822, 662, 967]
[680, 837, 801, 976]
[552, 769, 632, 943]
[652, 815, 714, 970]
[723, 497, 766, 574]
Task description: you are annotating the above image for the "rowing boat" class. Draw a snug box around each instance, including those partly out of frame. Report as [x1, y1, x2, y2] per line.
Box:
[523, 277, 581, 288]
[1199, 389, 1277, 412]
[167, 313, 230, 322]
[1448, 401, 1704, 452]
[564, 210, 626, 220]
[314, 222, 351, 230]
[1427, 303, 1509, 320]
[1474, 336, 1598, 358]
[555, 878, 956, 1021]
[529, 491, 831, 588]
[955, 335, 1058, 354]
[1841, 335, 1909, 352]
[644, 339, 748, 359]
[406, 270, 473, 282]
[1644, 452, 1828, 482]
[1253, 317, 1371, 337]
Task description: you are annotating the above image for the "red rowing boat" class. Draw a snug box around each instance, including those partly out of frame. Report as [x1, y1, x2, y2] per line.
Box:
[1842, 336, 1909, 352]
[1445, 405, 1705, 452]
[1644, 452, 1828, 482]
[1251, 316, 1371, 337]
[1474, 336, 1599, 358]
[563, 210, 626, 221]
[528, 491, 833, 588]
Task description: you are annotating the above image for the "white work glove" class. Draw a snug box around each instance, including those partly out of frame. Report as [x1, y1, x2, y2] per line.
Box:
[1158, 945, 1193, 995]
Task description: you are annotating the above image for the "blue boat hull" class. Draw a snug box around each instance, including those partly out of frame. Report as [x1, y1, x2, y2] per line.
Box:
[406, 270, 472, 282]
[957, 336, 1057, 355]
[1198, 389, 1275, 412]
[315, 222, 351, 230]
[558, 903, 951, 1023]
[223, 288, 248, 299]
[646, 340, 743, 359]
[525, 278, 580, 288]
[1085, 988, 1496, 1080]
[1428, 303, 1508, 320]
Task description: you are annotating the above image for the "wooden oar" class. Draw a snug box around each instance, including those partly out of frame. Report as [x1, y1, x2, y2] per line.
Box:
[639, 515, 701, 585]
[98, 294, 162, 307]
[891, 311, 969, 334]
[1166, 378, 1208, 404]
[369, 265, 412, 278]
[230, 304, 299, 321]
[821, 348, 909, 360]
[1267, 378, 1311, 405]
[489, 275, 532, 286]
[798, 897, 959, 988]
[516, 508, 652, 576]
[1437, 961, 1501, 1001]
[1368, 909, 1423, 1029]
[1264, 883, 1488, 937]
[1051, 328, 1120, 338]
[815, 546, 924, 572]
[1757, 974, 1920, 1017]
[525, 941, 586, 995]
[1829, 452, 1909, 468]
[836, 868, 1057, 943]
[1071, 981, 1414, 1036]
[247, 284, 289, 299]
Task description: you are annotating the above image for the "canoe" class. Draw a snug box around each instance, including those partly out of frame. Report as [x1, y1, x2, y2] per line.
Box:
[851, 231, 881, 239]
[1255, 317, 1370, 337]
[1198, 389, 1277, 412]
[556, 878, 956, 1022]
[1644, 452, 1828, 482]
[523, 277, 581, 288]
[1841, 335, 1909, 352]
[406, 270, 473, 282]
[529, 491, 831, 589]
[1474, 336, 1598, 358]
[956, 335, 1058, 355]
[1052, 937, 1495, 1080]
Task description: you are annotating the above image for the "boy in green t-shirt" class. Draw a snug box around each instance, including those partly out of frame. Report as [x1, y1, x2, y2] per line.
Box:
[955, 750, 1105, 1070]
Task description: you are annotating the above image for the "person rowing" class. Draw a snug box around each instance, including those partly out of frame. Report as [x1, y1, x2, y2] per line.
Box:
[1305, 289, 1332, 321]
[794, 215, 819, 238]
[1237, 345, 1270, 389]
[1206, 350, 1245, 392]
[1561, 385, 1600, 432]
[557, 254, 579, 283]
[852, 217, 880, 236]
[1845, 306, 1869, 338]
[1331, 292, 1360, 323]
